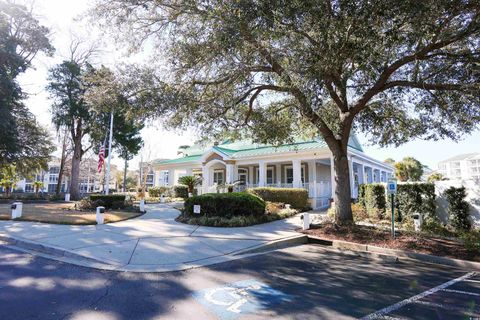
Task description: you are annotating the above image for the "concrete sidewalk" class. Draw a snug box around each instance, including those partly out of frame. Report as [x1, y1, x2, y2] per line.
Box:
[0, 203, 304, 272]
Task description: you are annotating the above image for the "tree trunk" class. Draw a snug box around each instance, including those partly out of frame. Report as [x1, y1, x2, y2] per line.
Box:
[123, 157, 128, 192]
[69, 139, 82, 200]
[332, 149, 354, 224]
[56, 129, 68, 195]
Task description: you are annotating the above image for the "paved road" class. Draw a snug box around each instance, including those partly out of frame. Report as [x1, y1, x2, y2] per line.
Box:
[0, 244, 478, 320]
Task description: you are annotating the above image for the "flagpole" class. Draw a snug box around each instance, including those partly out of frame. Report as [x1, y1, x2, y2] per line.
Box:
[105, 110, 114, 195]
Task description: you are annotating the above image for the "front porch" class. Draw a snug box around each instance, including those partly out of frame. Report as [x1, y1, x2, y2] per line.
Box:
[158, 149, 394, 210]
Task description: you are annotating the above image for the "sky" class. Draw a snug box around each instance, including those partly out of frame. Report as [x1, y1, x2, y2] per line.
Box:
[16, 0, 480, 171]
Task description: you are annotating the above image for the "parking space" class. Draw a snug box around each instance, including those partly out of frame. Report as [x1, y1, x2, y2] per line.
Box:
[1, 242, 478, 320]
[363, 272, 479, 320]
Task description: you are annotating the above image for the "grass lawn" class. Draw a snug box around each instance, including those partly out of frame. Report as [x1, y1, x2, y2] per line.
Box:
[0, 202, 143, 225]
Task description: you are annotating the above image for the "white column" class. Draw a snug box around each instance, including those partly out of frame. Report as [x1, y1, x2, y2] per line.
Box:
[276, 163, 282, 186]
[226, 164, 235, 184]
[357, 163, 364, 185]
[248, 165, 254, 186]
[309, 160, 317, 198]
[233, 165, 239, 181]
[201, 165, 208, 192]
[330, 155, 336, 198]
[258, 161, 266, 187]
[292, 159, 302, 188]
[168, 169, 175, 186]
[348, 157, 355, 198]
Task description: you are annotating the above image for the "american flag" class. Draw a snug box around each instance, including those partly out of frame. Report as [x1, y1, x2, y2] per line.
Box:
[98, 145, 105, 173]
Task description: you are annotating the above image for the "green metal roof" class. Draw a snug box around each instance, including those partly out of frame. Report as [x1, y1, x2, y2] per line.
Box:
[155, 134, 364, 165]
[157, 155, 202, 165]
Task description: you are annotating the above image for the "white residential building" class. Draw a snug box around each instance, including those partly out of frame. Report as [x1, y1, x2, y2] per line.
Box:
[152, 135, 394, 209]
[437, 153, 480, 181]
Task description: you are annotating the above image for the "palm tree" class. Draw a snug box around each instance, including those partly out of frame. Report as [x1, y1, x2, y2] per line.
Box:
[178, 175, 202, 194]
[32, 181, 44, 196]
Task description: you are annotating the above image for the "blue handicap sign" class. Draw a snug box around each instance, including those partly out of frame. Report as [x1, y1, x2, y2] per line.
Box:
[193, 279, 292, 320]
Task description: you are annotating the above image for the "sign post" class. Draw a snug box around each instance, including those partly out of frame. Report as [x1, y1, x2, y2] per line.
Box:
[387, 178, 397, 239]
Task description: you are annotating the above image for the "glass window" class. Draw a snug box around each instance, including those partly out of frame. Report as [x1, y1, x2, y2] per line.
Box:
[213, 170, 224, 184]
[48, 184, 56, 193]
[238, 169, 247, 183]
[49, 166, 60, 174]
[285, 166, 305, 184]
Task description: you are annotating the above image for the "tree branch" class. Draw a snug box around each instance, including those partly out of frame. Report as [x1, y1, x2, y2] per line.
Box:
[384, 81, 476, 91]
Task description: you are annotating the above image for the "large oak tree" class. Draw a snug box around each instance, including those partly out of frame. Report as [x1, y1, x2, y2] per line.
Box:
[94, 0, 480, 223]
[0, 0, 55, 174]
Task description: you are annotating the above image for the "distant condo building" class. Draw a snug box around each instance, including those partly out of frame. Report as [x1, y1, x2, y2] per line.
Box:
[437, 153, 480, 180]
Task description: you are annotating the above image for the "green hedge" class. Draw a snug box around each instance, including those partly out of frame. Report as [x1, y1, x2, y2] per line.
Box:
[395, 183, 436, 222]
[358, 183, 436, 222]
[184, 192, 266, 218]
[358, 184, 386, 219]
[174, 185, 189, 198]
[444, 186, 471, 231]
[89, 195, 126, 209]
[147, 186, 189, 198]
[247, 187, 309, 209]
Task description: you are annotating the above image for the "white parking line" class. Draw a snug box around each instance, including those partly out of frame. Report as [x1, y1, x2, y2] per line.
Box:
[360, 272, 476, 320]
[465, 279, 480, 283]
[442, 288, 480, 296]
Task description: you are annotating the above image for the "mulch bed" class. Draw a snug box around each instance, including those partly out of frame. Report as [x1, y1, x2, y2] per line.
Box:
[302, 222, 480, 262]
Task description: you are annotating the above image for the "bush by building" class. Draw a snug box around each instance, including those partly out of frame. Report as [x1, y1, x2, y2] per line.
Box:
[184, 192, 266, 218]
[444, 186, 471, 231]
[89, 194, 127, 209]
[173, 185, 189, 198]
[358, 183, 436, 223]
[358, 184, 386, 219]
[247, 187, 309, 210]
[395, 183, 436, 223]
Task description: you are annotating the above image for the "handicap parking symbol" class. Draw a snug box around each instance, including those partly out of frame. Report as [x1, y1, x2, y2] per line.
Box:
[193, 279, 292, 320]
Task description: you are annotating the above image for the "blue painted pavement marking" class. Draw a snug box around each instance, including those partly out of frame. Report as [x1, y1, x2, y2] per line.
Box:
[193, 279, 293, 320]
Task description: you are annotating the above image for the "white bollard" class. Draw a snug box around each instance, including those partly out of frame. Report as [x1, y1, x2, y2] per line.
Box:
[140, 199, 145, 212]
[413, 213, 423, 232]
[160, 195, 165, 203]
[96, 206, 105, 224]
[11, 202, 23, 219]
[302, 213, 310, 230]
[64, 193, 70, 202]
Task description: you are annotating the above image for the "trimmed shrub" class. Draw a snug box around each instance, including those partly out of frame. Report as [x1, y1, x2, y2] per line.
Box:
[148, 186, 172, 197]
[358, 184, 367, 208]
[395, 183, 436, 223]
[184, 192, 266, 218]
[247, 187, 309, 210]
[174, 185, 189, 198]
[89, 195, 126, 209]
[444, 186, 471, 231]
[358, 184, 386, 220]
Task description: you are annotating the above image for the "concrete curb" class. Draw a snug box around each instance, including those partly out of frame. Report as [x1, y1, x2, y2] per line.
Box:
[233, 234, 309, 256]
[0, 233, 113, 267]
[307, 235, 480, 271]
[0, 232, 308, 273]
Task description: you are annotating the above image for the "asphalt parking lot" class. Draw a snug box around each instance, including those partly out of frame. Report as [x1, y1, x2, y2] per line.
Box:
[0, 243, 478, 319]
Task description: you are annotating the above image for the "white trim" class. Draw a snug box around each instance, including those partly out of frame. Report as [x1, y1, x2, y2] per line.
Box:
[200, 147, 232, 162]
[348, 148, 394, 171]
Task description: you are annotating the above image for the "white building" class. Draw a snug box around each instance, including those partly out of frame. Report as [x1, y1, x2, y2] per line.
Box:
[13, 157, 118, 194]
[437, 153, 480, 181]
[152, 135, 394, 209]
